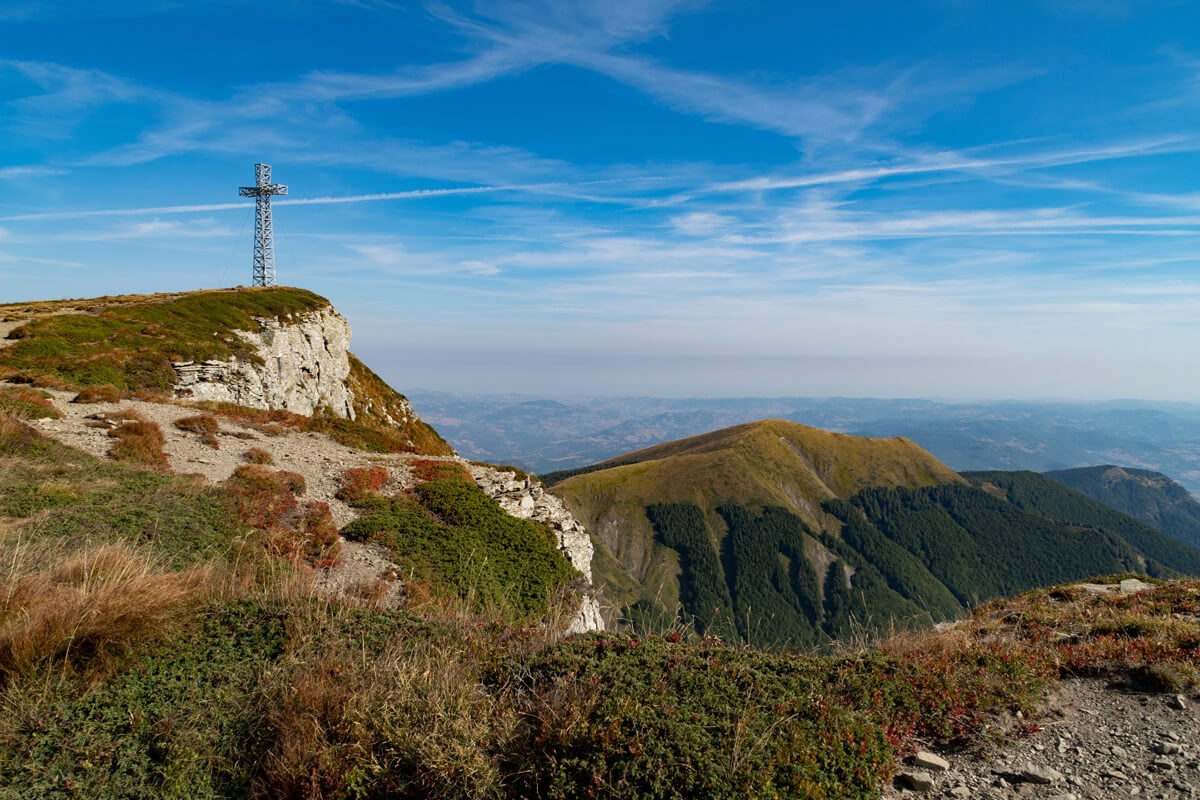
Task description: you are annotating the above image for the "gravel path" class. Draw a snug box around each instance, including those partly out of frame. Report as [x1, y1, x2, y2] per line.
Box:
[887, 678, 1199, 799]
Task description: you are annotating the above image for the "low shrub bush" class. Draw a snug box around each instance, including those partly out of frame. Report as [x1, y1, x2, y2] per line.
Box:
[411, 459, 471, 483]
[244, 447, 274, 464]
[174, 413, 220, 448]
[343, 478, 577, 620]
[108, 417, 170, 471]
[224, 464, 299, 531]
[72, 384, 122, 404]
[335, 465, 389, 501]
[0, 385, 61, 420]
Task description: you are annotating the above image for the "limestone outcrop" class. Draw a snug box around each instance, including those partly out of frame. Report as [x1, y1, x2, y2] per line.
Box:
[470, 465, 604, 634]
[172, 306, 355, 418]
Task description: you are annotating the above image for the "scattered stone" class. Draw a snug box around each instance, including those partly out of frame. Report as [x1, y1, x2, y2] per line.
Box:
[949, 786, 971, 798]
[913, 751, 950, 772]
[1169, 694, 1188, 711]
[1020, 763, 1062, 784]
[897, 770, 935, 792]
[1152, 740, 1183, 755]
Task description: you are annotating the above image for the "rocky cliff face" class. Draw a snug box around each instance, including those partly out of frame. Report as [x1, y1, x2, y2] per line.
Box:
[470, 465, 604, 634]
[172, 307, 355, 418]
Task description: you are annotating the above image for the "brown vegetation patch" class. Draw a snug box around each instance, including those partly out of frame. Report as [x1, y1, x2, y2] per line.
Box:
[243, 447, 274, 465]
[0, 385, 62, 420]
[72, 384, 122, 404]
[222, 465, 332, 569]
[108, 415, 170, 471]
[411, 459, 470, 484]
[335, 465, 390, 501]
[0, 544, 212, 684]
[174, 413, 220, 448]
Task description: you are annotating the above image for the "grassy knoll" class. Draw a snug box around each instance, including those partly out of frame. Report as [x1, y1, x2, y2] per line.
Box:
[0, 286, 454, 458]
[0, 287, 328, 392]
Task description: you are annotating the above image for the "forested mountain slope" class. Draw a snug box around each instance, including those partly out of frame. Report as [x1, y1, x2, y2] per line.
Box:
[550, 422, 1200, 649]
[1045, 464, 1200, 551]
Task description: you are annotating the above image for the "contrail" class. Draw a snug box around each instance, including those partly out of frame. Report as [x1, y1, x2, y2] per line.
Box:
[0, 183, 556, 222]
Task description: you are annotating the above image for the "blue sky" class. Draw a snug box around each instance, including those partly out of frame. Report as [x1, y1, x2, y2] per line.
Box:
[2, 1, 1200, 401]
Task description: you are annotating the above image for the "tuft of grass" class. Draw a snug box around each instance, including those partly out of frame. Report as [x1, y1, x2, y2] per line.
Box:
[108, 415, 170, 471]
[335, 465, 389, 502]
[243, 446, 274, 464]
[72, 384, 122, 404]
[0, 385, 61, 421]
[174, 413, 220, 448]
[259, 620, 518, 799]
[0, 543, 213, 685]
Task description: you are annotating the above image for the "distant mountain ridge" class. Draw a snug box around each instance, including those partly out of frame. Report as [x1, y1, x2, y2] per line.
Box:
[409, 390, 1200, 496]
[549, 419, 1200, 649]
[1045, 465, 1200, 551]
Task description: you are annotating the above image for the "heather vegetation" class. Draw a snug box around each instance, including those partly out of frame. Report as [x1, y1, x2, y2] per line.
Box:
[2, 411, 1200, 798]
[342, 467, 578, 620]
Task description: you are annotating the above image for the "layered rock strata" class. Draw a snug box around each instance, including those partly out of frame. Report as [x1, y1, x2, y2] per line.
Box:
[470, 465, 604, 634]
[173, 307, 355, 418]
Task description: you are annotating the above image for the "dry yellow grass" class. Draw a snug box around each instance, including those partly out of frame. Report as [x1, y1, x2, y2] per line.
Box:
[0, 542, 214, 683]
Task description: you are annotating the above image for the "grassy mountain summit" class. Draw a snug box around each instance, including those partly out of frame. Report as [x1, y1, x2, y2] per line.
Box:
[548, 420, 1200, 648]
[545, 418, 963, 527]
[0, 286, 450, 456]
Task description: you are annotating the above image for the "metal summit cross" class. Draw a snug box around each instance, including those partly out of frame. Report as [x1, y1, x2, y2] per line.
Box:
[239, 163, 288, 287]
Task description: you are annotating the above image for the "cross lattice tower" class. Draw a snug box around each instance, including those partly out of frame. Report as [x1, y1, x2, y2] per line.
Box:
[238, 163, 288, 287]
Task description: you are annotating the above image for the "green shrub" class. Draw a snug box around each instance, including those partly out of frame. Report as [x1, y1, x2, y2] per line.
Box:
[344, 479, 577, 620]
[0, 600, 288, 797]
[507, 635, 892, 799]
